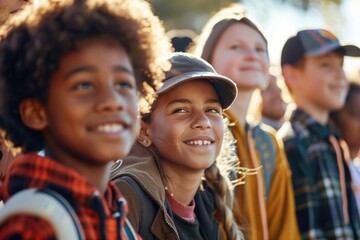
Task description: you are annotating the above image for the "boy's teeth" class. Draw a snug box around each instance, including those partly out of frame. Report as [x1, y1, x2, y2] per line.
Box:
[97, 124, 123, 132]
[187, 140, 211, 145]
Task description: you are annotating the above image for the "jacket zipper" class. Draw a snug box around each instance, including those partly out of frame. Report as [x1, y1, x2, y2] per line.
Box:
[162, 203, 180, 240]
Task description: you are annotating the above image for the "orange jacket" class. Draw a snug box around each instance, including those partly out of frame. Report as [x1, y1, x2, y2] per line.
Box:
[227, 111, 300, 240]
[0, 154, 139, 240]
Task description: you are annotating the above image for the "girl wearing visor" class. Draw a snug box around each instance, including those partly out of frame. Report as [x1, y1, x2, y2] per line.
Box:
[111, 52, 244, 240]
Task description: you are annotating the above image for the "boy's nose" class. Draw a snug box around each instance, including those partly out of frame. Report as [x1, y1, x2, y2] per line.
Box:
[96, 86, 125, 112]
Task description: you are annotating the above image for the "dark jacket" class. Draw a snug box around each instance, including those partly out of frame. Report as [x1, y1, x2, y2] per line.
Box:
[0, 154, 138, 240]
[111, 142, 223, 240]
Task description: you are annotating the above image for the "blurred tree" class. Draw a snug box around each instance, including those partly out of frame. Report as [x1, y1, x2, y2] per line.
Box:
[149, 0, 235, 32]
[279, 0, 343, 10]
[150, 0, 344, 32]
[283, 0, 344, 32]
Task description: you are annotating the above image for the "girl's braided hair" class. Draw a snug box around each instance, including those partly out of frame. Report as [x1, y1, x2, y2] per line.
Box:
[0, 0, 171, 152]
[204, 123, 245, 240]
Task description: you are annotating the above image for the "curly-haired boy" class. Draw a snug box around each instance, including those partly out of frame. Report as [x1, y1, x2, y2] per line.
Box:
[0, 0, 171, 239]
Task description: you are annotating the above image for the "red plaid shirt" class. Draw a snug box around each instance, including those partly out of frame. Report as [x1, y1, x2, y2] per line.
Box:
[0, 154, 139, 240]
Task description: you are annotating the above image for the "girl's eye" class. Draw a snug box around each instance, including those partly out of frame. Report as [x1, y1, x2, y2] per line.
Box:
[173, 108, 187, 113]
[206, 108, 222, 115]
[256, 46, 266, 53]
[230, 44, 244, 50]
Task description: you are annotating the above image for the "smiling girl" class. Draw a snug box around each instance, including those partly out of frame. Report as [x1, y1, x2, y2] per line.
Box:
[111, 52, 243, 240]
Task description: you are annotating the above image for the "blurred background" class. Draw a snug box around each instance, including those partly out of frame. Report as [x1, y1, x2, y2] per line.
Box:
[149, 0, 360, 77]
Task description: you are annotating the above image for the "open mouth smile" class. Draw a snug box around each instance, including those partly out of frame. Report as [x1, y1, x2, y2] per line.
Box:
[185, 140, 213, 145]
[95, 123, 125, 133]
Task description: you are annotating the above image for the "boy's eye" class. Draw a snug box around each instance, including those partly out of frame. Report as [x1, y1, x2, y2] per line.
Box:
[75, 82, 93, 90]
[320, 61, 331, 67]
[115, 81, 134, 90]
[319, 59, 340, 68]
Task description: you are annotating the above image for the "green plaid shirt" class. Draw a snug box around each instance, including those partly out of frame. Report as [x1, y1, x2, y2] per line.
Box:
[278, 109, 360, 240]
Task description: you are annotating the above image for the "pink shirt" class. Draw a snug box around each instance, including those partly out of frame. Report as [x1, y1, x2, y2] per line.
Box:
[165, 191, 196, 223]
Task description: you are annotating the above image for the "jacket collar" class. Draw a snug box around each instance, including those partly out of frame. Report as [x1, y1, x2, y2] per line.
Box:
[290, 108, 340, 139]
[110, 142, 166, 208]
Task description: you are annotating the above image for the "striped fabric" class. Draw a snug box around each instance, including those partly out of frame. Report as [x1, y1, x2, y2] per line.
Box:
[0, 154, 140, 240]
[279, 109, 360, 239]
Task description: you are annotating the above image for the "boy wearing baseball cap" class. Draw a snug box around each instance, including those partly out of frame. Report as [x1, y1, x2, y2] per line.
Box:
[278, 29, 360, 239]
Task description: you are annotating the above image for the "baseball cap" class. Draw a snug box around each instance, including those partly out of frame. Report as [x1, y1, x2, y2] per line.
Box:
[281, 29, 360, 66]
[158, 52, 237, 110]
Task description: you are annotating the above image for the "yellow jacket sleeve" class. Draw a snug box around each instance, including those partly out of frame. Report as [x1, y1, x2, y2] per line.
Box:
[266, 132, 300, 240]
[227, 110, 300, 240]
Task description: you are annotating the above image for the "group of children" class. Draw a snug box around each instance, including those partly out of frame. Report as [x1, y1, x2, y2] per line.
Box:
[0, 0, 360, 240]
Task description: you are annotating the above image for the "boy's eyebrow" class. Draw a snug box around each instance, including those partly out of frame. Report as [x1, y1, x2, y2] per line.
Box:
[64, 65, 134, 80]
[166, 98, 221, 106]
[113, 66, 134, 75]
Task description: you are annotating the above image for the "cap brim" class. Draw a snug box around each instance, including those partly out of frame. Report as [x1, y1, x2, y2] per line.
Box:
[305, 42, 360, 57]
[157, 72, 237, 110]
[342, 45, 360, 57]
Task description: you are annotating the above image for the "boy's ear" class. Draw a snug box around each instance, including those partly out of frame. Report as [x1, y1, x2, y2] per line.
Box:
[19, 99, 48, 130]
[282, 64, 299, 91]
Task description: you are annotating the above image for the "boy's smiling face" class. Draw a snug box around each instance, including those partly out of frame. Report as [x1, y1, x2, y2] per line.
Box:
[39, 39, 140, 166]
[291, 52, 348, 115]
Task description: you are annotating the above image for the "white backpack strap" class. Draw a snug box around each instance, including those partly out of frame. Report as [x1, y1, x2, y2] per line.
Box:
[0, 188, 84, 240]
[124, 218, 138, 240]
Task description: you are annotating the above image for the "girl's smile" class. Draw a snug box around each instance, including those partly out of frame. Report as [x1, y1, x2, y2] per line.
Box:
[143, 79, 224, 172]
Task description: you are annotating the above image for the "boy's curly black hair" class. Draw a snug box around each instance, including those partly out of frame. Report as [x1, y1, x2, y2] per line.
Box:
[0, 0, 171, 152]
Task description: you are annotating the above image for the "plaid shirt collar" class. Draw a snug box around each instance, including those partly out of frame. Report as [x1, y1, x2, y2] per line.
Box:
[290, 108, 340, 139]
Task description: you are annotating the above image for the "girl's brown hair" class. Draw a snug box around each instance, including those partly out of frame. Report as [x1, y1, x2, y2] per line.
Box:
[194, 3, 268, 64]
